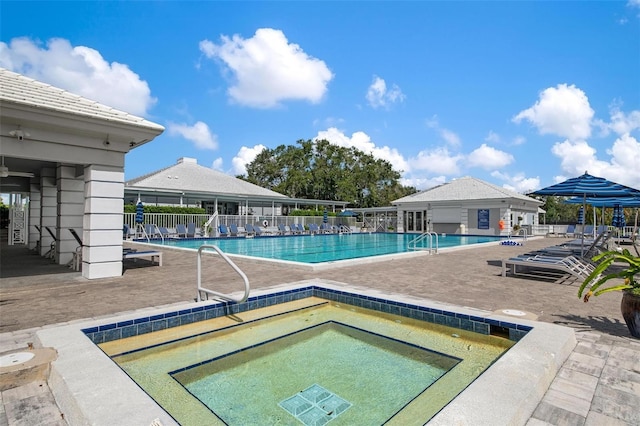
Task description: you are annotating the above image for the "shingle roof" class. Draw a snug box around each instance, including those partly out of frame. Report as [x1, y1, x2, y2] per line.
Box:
[393, 176, 541, 204]
[126, 158, 288, 199]
[0, 68, 164, 132]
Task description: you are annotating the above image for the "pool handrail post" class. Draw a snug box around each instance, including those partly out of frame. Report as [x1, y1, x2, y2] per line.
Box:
[196, 244, 250, 303]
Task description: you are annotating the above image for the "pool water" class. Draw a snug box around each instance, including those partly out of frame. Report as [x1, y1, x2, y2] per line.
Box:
[153, 233, 502, 263]
[102, 297, 513, 425]
[176, 322, 459, 425]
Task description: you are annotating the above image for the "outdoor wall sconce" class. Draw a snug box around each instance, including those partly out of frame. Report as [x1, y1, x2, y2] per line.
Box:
[9, 126, 30, 141]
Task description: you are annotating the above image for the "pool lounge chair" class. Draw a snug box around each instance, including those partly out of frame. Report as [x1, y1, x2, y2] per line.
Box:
[253, 224, 265, 236]
[502, 254, 596, 285]
[123, 249, 162, 267]
[244, 224, 256, 236]
[175, 224, 188, 238]
[278, 223, 289, 235]
[186, 222, 200, 238]
[229, 223, 244, 237]
[68, 228, 83, 271]
[44, 226, 57, 260]
[219, 224, 229, 237]
[308, 223, 320, 234]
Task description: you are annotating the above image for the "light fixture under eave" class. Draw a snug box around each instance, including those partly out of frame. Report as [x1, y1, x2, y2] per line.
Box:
[0, 156, 35, 178]
[8, 126, 30, 141]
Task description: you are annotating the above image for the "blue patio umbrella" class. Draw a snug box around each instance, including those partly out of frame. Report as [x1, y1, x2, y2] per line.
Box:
[531, 172, 640, 255]
[577, 206, 584, 225]
[612, 205, 626, 229]
[135, 201, 144, 224]
[565, 195, 640, 208]
[323, 210, 328, 223]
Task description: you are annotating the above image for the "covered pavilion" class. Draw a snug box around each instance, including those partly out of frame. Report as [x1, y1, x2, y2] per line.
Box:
[0, 68, 164, 278]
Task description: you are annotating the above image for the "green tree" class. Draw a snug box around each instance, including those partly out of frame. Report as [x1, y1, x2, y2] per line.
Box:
[534, 196, 591, 224]
[240, 139, 417, 207]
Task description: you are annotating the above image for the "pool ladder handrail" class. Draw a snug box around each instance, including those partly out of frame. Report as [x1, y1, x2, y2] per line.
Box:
[196, 244, 250, 303]
[509, 227, 528, 241]
[407, 231, 439, 254]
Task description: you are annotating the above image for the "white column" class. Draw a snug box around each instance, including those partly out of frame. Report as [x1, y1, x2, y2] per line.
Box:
[39, 169, 57, 257]
[82, 166, 124, 279]
[28, 180, 41, 250]
[57, 165, 85, 265]
[396, 209, 405, 233]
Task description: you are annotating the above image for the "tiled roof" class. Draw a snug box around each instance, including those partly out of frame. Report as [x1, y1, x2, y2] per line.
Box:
[0, 68, 164, 132]
[126, 158, 289, 199]
[394, 176, 541, 204]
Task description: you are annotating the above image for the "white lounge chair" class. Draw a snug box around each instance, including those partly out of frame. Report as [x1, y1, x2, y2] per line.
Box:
[502, 254, 596, 284]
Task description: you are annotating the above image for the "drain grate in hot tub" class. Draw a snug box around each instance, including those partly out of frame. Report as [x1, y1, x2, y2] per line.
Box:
[279, 384, 351, 425]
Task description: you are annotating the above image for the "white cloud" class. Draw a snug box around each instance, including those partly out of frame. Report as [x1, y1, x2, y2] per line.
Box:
[484, 131, 500, 144]
[467, 144, 514, 170]
[410, 147, 463, 175]
[551, 134, 640, 188]
[366, 75, 405, 109]
[168, 121, 218, 150]
[426, 115, 461, 147]
[513, 84, 594, 140]
[200, 28, 333, 108]
[608, 107, 640, 135]
[401, 175, 447, 190]
[491, 171, 540, 194]
[212, 157, 224, 171]
[231, 144, 267, 176]
[0, 37, 155, 116]
[629, 0, 640, 9]
[512, 135, 526, 146]
[315, 127, 410, 173]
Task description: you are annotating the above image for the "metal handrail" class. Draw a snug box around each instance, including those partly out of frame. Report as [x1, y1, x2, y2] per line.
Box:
[197, 245, 250, 303]
[407, 231, 438, 254]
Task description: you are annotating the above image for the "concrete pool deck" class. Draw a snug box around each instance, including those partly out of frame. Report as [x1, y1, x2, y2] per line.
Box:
[1, 236, 639, 425]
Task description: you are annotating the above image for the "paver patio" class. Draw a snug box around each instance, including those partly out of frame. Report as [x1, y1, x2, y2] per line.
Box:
[1, 236, 639, 425]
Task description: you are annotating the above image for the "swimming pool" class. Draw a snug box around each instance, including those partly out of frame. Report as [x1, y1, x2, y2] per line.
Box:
[37, 281, 576, 425]
[151, 233, 503, 264]
[100, 296, 511, 424]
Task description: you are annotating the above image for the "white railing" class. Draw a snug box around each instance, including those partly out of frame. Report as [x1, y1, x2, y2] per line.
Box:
[123, 213, 358, 235]
[407, 232, 438, 254]
[197, 245, 250, 303]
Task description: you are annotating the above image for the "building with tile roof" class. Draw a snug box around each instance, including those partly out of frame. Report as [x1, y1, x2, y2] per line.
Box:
[0, 68, 164, 278]
[393, 176, 543, 235]
[124, 157, 349, 220]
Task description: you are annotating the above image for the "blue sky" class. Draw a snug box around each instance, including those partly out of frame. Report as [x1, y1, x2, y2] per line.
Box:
[1, 1, 639, 194]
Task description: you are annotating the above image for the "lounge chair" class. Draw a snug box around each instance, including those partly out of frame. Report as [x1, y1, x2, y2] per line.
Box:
[145, 224, 159, 238]
[219, 224, 229, 237]
[253, 224, 265, 236]
[244, 223, 256, 236]
[123, 249, 162, 266]
[229, 223, 244, 237]
[308, 223, 320, 234]
[502, 254, 596, 284]
[556, 224, 576, 238]
[278, 223, 289, 235]
[44, 226, 57, 259]
[123, 224, 134, 240]
[176, 224, 187, 238]
[319, 223, 332, 234]
[158, 227, 173, 238]
[68, 228, 83, 271]
[187, 222, 199, 238]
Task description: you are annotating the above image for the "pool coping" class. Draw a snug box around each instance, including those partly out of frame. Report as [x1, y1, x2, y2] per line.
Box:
[35, 279, 576, 426]
[131, 234, 533, 271]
